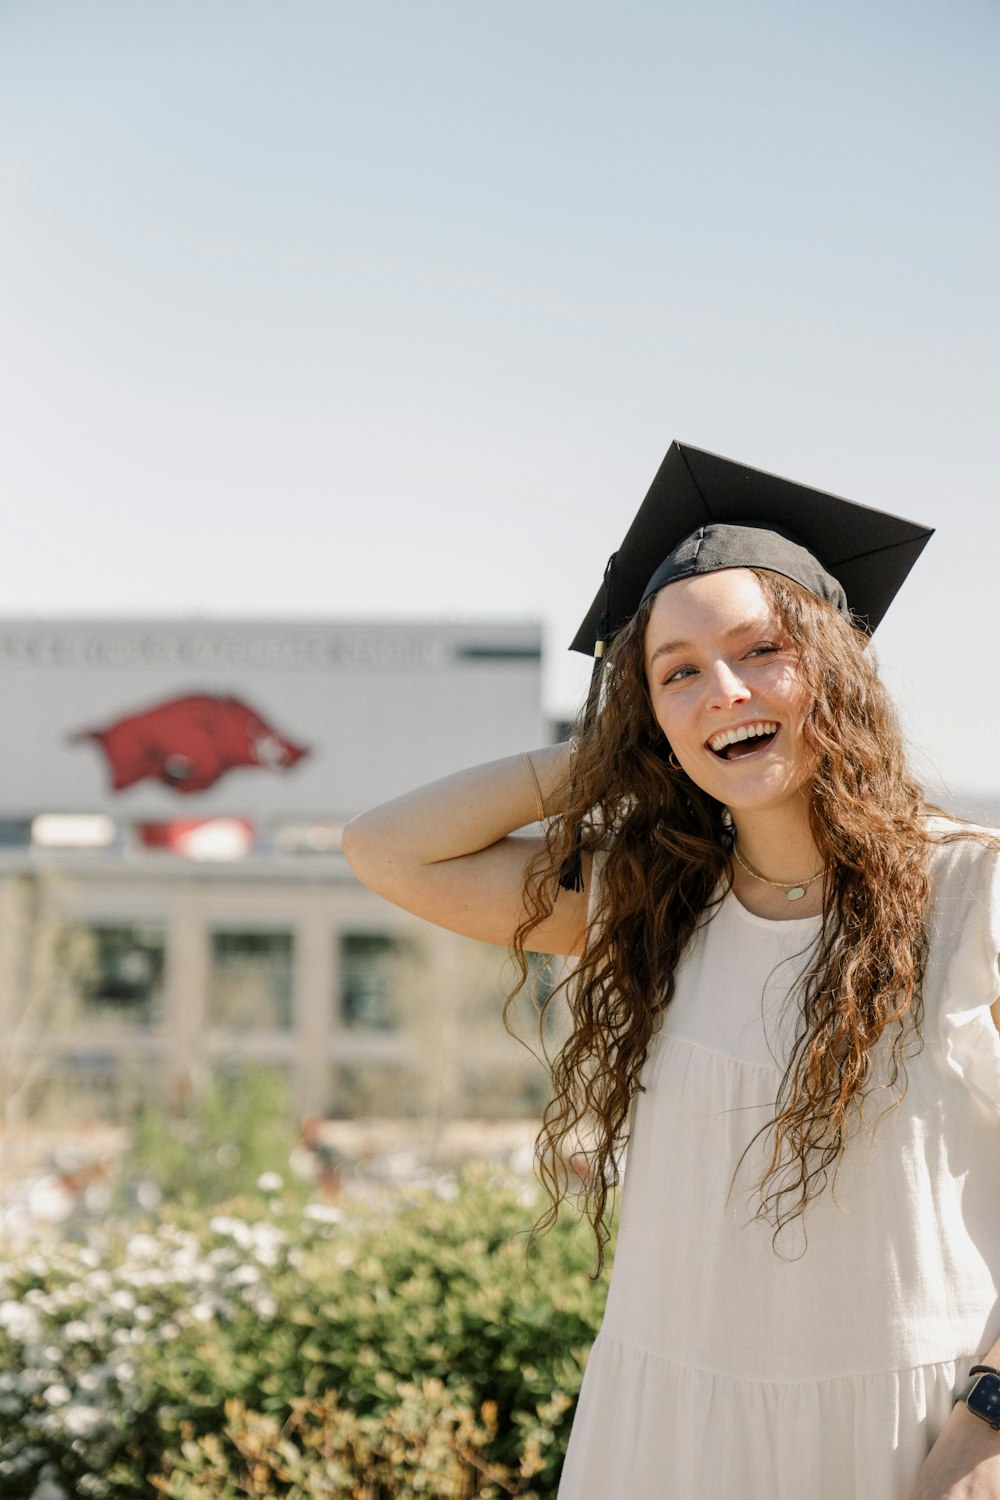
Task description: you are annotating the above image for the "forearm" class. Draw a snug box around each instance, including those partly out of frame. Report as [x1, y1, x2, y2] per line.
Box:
[342, 744, 574, 873]
[340, 743, 587, 951]
[908, 1333, 1000, 1499]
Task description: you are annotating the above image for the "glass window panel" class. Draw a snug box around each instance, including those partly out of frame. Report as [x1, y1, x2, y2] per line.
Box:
[339, 933, 406, 1030]
[78, 925, 165, 1027]
[208, 930, 293, 1030]
[0, 819, 32, 847]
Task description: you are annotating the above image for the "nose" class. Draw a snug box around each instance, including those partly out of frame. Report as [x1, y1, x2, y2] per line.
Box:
[706, 660, 752, 710]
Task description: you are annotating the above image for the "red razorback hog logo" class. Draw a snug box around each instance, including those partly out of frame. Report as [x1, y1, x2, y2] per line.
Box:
[72, 694, 309, 794]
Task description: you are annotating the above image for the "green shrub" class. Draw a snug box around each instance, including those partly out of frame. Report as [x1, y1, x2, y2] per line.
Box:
[125, 1066, 305, 1209]
[0, 1170, 611, 1498]
[155, 1385, 519, 1498]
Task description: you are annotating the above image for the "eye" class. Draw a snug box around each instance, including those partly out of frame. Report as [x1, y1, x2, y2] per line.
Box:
[661, 664, 697, 685]
[746, 642, 780, 659]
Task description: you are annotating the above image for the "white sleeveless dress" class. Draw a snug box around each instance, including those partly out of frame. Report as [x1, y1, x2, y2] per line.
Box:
[557, 825, 1000, 1500]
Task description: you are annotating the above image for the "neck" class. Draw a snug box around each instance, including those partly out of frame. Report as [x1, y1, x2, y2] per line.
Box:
[728, 800, 825, 920]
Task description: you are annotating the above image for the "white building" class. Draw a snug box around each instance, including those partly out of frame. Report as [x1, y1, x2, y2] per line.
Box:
[0, 618, 553, 1123]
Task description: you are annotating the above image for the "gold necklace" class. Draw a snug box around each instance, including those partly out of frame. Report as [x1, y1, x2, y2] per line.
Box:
[732, 841, 825, 902]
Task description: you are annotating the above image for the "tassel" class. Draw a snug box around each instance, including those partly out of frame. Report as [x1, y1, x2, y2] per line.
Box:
[558, 847, 586, 894]
[558, 553, 616, 893]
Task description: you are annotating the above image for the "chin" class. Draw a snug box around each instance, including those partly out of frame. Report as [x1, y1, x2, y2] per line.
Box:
[702, 774, 808, 815]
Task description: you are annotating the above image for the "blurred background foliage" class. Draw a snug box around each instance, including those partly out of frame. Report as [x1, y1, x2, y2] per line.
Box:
[0, 1063, 612, 1497]
[123, 1066, 307, 1211]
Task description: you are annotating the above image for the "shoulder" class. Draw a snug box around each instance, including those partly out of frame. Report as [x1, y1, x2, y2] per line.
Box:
[920, 819, 1000, 1112]
[922, 816, 1000, 898]
[922, 812, 1000, 843]
[920, 816, 1000, 1002]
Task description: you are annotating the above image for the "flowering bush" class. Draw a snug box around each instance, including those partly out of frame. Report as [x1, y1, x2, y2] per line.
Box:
[0, 1171, 609, 1498]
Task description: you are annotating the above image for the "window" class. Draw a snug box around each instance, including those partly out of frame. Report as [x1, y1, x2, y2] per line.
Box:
[208, 931, 293, 1030]
[78, 925, 165, 1026]
[0, 819, 32, 848]
[339, 933, 406, 1030]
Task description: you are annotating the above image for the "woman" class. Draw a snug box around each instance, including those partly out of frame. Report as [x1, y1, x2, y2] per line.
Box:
[343, 445, 1000, 1500]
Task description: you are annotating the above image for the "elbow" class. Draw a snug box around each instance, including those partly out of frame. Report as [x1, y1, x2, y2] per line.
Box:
[341, 810, 399, 897]
[341, 813, 374, 884]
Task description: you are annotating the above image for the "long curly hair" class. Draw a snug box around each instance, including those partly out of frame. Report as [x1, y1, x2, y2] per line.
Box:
[510, 569, 952, 1271]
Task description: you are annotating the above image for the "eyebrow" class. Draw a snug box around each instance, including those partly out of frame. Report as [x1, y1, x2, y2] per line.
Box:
[647, 617, 773, 668]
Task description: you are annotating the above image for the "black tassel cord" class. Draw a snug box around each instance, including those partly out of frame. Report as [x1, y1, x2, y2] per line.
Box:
[558, 552, 617, 893]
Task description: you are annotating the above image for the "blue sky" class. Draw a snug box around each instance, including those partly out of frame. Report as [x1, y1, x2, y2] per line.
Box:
[2, 0, 999, 795]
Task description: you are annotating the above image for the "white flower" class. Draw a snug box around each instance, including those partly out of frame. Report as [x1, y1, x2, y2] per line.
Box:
[30, 1479, 68, 1500]
[0, 1299, 40, 1342]
[257, 1171, 283, 1192]
[250, 1224, 284, 1266]
[76, 1477, 111, 1498]
[227, 1264, 260, 1286]
[61, 1404, 102, 1438]
[136, 1181, 161, 1212]
[304, 1202, 343, 1224]
[209, 1214, 243, 1241]
[42, 1384, 71, 1407]
[124, 1232, 160, 1260]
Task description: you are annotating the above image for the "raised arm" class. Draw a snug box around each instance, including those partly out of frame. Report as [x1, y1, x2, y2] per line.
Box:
[341, 743, 589, 956]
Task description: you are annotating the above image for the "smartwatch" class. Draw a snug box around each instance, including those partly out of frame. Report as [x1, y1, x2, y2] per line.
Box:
[957, 1365, 1000, 1431]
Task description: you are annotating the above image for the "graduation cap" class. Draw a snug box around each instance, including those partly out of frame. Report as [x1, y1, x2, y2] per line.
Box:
[571, 442, 934, 656]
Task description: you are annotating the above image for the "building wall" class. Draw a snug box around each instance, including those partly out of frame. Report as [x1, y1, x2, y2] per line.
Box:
[0, 619, 555, 1123]
[0, 617, 545, 819]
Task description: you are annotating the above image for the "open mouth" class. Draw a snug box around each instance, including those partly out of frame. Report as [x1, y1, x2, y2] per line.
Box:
[707, 720, 778, 761]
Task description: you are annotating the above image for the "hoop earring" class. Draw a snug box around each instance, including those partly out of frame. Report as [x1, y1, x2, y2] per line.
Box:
[667, 750, 681, 771]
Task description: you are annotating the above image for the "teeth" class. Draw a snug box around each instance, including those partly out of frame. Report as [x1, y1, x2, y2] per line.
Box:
[708, 721, 777, 753]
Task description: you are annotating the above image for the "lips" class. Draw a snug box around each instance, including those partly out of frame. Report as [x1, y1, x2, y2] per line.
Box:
[706, 720, 778, 759]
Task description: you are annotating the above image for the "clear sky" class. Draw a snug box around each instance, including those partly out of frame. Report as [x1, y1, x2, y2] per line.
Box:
[2, 0, 998, 797]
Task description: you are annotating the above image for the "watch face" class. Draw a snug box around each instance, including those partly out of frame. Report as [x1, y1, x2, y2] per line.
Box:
[969, 1374, 1000, 1428]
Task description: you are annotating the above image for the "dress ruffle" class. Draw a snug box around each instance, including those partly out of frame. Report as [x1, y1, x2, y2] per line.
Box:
[559, 1334, 970, 1500]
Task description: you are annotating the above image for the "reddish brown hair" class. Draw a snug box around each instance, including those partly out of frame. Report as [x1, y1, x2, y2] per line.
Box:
[510, 570, 966, 1270]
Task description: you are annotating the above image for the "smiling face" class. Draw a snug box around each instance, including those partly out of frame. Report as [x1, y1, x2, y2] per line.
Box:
[643, 568, 814, 815]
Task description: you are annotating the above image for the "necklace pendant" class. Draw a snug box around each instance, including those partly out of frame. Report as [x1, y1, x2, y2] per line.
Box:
[785, 885, 807, 901]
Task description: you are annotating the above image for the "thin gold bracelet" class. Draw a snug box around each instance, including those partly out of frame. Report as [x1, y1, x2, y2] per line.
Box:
[520, 752, 546, 821]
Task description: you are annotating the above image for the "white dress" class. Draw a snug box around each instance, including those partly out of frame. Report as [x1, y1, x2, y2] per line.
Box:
[557, 825, 1000, 1500]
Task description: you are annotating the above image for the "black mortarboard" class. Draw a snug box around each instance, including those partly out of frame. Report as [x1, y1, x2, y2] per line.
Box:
[571, 442, 934, 655]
